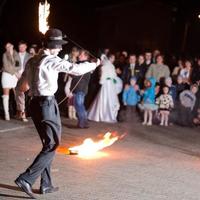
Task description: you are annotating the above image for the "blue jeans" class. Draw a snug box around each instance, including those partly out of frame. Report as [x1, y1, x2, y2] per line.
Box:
[74, 91, 88, 128]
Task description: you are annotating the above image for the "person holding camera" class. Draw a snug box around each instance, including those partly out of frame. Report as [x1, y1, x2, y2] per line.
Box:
[1, 42, 22, 120]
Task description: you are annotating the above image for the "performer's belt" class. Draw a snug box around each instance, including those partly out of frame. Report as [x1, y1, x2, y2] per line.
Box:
[32, 96, 54, 101]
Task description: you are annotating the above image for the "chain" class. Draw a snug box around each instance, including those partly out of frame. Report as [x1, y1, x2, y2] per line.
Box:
[58, 74, 84, 106]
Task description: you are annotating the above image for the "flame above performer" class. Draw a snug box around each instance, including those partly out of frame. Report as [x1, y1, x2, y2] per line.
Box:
[39, 0, 50, 34]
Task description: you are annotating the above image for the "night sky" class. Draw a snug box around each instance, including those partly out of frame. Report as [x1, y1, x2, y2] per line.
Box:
[0, 0, 200, 57]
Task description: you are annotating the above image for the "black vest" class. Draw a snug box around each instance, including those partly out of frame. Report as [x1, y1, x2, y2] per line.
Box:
[70, 61, 91, 94]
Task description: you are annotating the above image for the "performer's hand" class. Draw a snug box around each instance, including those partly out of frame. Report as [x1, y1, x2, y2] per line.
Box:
[96, 58, 101, 67]
[66, 92, 73, 98]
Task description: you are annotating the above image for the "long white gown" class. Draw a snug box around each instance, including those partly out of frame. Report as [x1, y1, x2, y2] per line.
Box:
[88, 60, 122, 123]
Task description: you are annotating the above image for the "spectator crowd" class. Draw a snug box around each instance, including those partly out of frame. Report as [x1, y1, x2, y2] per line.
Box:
[0, 41, 200, 128]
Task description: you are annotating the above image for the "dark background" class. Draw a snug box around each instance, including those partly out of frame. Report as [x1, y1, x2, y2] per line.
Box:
[0, 0, 200, 57]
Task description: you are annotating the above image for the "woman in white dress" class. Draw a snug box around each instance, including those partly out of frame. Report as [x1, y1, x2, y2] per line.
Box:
[88, 54, 122, 123]
[1, 42, 21, 120]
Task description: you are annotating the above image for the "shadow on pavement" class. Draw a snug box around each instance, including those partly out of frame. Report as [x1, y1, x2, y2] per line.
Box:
[0, 193, 32, 199]
[0, 183, 40, 199]
[0, 183, 22, 192]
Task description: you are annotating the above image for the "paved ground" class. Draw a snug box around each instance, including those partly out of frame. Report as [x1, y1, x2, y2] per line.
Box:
[0, 117, 200, 200]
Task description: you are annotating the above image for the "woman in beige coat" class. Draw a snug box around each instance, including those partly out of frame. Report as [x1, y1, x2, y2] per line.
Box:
[1, 42, 21, 120]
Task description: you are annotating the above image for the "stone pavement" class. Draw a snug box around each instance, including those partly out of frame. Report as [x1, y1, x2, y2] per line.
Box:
[0, 118, 200, 200]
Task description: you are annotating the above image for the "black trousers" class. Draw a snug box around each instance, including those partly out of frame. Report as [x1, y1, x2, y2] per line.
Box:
[19, 96, 61, 187]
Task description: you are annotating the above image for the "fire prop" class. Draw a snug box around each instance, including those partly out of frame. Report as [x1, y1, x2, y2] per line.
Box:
[39, 0, 50, 34]
[57, 132, 124, 159]
[68, 132, 121, 158]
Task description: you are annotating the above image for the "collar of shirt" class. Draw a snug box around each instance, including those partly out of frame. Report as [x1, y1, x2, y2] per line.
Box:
[146, 60, 151, 65]
[19, 52, 26, 66]
[130, 63, 135, 68]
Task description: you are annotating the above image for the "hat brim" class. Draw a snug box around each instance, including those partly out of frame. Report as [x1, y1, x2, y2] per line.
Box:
[45, 40, 68, 49]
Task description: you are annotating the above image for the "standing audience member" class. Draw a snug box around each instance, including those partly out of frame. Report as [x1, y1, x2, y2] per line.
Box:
[152, 49, 160, 63]
[64, 47, 80, 120]
[15, 41, 31, 121]
[28, 44, 38, 57]
[100, 48, 110, 63]
[172, 59, 184, 81]
[135, 54, 148, 88]
[164, 77, 176, 102]
[179, 59, 192, 85]
[88, 53, 120, 123]
[139, 77, 158, 126]
[145, 54, 170, 83]
[121, 51, 128, 59]
[1, 42, 21, 120]
[115, 53, 127, 77]
[122, 77, 140, 122]
[156, 86, 174, 126]
[18, 41, 31, 76]
[122, 54, 137, 84]
[71, 50, 92, 128]
[144, 51, 152, 67]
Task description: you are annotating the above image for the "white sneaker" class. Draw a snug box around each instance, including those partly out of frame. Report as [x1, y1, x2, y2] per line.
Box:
[160, 123, 164, 126]
[147, 122, 152, 126]
[142, 121, 147, 125]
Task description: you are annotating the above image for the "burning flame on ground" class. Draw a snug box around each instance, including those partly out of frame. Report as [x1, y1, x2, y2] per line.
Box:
[57, 132, 124, 159]
[39, 0, 50, 34]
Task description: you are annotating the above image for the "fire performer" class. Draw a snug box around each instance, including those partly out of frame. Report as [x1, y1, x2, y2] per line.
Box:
[14, 28, 100, 199]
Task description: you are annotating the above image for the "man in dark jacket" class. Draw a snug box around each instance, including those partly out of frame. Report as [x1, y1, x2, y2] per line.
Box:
[121, 54, 137, 85]
[71, 50, 92, 128]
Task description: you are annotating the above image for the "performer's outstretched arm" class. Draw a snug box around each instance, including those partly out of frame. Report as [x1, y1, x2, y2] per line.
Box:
[42, 56, 100, 75]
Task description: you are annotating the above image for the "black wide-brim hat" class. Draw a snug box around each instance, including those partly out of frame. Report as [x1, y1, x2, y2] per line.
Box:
[44, 28, 68, 49]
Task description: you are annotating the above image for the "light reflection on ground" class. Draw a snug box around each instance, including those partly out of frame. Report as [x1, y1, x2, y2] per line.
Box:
[56, 146, 109, 160]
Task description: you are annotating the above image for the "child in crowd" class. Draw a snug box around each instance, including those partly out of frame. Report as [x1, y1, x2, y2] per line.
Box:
[165, 77, 176, 102]
[156, 86, 174, 126]
[179, 84, 198, 111]
[175, 75, 189, 102]
[122, 77, 140, 121]
[177, 84, 199, 126]
[139, 77, 158, 126]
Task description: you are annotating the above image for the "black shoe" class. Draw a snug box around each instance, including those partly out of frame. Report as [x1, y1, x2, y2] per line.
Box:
[40, 186, 59, 194]
[15, 177, 36, 199]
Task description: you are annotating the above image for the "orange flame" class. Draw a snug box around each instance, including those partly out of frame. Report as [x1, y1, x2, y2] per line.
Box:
[68, 132, 120, 158]
[39, 0, 50, 34]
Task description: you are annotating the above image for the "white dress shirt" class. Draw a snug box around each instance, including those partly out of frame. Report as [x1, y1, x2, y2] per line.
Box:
[129, 63, 135, 76]
[19, 50, 97, 96]
[19, 52, 26, 74]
